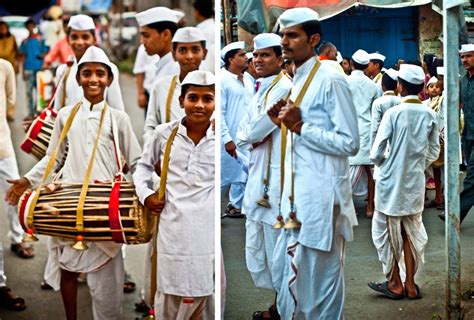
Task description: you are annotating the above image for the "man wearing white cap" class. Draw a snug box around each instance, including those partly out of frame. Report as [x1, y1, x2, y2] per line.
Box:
[267, 8, 359, 319]
[235, 32, 292, 319]
[348, 49, 378, 217]
[244, 52, 258, 95]
[367, 53, 386, 97]
[53, 14, 124, 111]
[135, 7, 184, 82]
[143, 26, 208, 143]
[7, 46, 142, 319]
[221, 41, 252, 217]
[134, 70, 215, 319]
[369, 64, 439, 300]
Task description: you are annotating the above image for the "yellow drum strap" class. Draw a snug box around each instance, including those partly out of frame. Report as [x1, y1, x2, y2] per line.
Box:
[149, 125, 180, 306]
[165, 76, 178, 123]
[60, 65, 72, 108]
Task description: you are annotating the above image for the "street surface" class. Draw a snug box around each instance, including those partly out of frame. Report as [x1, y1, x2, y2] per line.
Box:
[0, 73, 148, 319]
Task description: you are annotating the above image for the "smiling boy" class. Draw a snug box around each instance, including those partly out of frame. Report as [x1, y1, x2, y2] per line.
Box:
[134, 70, 215, 319]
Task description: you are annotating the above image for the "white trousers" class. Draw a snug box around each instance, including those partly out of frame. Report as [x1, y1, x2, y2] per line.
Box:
[371, 211, 428, 280]
[245, 219, 279, 290]
[221, 182, 246, 209]
[155, 292, 214, 320]
[0, 156, 24, 244]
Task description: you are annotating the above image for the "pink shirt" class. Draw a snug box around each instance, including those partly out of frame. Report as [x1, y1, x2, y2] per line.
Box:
[44, 37, 74, 65]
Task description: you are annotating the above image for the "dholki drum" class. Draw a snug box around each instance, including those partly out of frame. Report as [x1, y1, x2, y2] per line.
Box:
[18, 181, 154, 244]
[20, 108, 56, 160]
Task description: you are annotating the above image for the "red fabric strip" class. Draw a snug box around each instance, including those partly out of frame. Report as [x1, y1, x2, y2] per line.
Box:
[108, 181, 125, 243]
[18, 191, 32, 231]
[20, 111, 48, 153]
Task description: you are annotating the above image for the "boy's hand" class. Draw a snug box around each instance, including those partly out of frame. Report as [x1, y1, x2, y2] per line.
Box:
[279, 100, 303, 134]
[267, 99, 287, 126]
[144, 194, 165, 216]
[225, 141, 237, 159]
[6, 177, 30, 205]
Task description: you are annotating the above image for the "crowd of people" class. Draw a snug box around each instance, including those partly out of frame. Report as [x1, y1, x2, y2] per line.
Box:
[0, 1, 216, 319]
[220, 6, 472, 319]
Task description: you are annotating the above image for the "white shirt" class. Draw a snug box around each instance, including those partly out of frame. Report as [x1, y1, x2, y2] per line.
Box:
[153, 51, 179, 80]
[0, 59, 15, 159]
[236, 72, 292, 225]
[197, 18, 215, 73]
[370, 96, 440, 216]
[347, 69, 378, 165]
[53, 58, 124, 111]
[370, 91, 401, 147]
[243, 71, 256, 96]
[281, 58, 359, 251]
[144, 74, 184, 143]
[133, 119, 214, 296]
[133, 44, 159, 92]
[221, 68, 252, 185]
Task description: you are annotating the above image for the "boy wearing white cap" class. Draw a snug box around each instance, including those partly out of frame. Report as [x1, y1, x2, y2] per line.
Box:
[221, 41, 252, 217]
[267, 8, 359, 319]
[235, 33, 292, 319]
[144, 26, 208, 143]
[348, 49, 378, 217]
[369, 64, 439, 300]
[367, 52, 386, 97]
[134, 70, 215, 319]
[7, 46, 142, 319]
[53, 14, 124, 111]
[135, 7, 184, 81]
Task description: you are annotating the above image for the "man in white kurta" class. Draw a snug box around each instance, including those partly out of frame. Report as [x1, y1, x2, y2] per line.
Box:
[132, 44, 159, 112]
[9, 47, 142, 319]
[369, 64, 439, 300]
[193, 0, 215, 73]
[268, 8, 359, 319]
[133, 71, 215, 319]
[221, 41, 252, 216]
[367, 52, 385, 97]
[53, 15, 124, 111]
[348, 49, 378, 215]
[144, 27, 207, 143]
[235, 33, 292, 317]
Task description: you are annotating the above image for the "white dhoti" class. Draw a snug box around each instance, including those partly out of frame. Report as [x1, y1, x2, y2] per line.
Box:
[271, 230, 345, 320]
[245, 219, 280, 290]
[350, 165, 368, 197]
[155, 292, 214, 320]
[371, 211, 428, 280]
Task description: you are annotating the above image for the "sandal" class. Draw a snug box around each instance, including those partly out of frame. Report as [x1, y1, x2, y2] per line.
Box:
[0, 286, 26, 311]
[252, 305, 280, 320]
[123, 273, 136, 293]
[225, 204, 243, 218]
[368, 281, 404, 300]
[40, 281, 53, 290]
[405, 284, 422, 300]
[10, 243, 34, 259]
[135, 299, 150, 313]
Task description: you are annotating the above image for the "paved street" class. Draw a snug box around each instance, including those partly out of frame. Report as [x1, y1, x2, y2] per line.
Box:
[0, 72, 148, 319]
[222, 197, 474, 319]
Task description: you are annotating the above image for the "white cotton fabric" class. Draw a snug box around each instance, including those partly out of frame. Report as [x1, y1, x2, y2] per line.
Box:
[135, 7, 184, 26]
[68, 14, 95, 31]
[0, 157, 23, 244]
[155, 292, 214, 320]
[278, 7, 320, 29]
[132, 44, 159, 92]
[370, 96, 440, 216]
[133, 120, 215, 297]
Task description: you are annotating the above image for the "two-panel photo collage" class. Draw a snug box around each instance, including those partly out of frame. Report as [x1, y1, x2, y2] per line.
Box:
[0, 0, 472, 319]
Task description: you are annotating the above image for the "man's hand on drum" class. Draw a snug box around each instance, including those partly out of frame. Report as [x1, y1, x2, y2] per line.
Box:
[6, 178, 31, 205]
[145, 194, 165, 216]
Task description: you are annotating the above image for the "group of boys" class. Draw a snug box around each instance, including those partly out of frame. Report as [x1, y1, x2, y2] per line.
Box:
[221, 7, 441, 319]
[3, 1, 216, 319]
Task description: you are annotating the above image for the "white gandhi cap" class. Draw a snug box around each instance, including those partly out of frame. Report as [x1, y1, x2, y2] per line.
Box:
[135, 7, 184, 27]
[352, 49, 370, 65]
[181, 70, 215, 87]
[385, 68, 398, 81]
[336, 51, 343, 64]
[253, 33, 281, 50]
[460, 44, 474, 54]
[426, 76, 438, 87]
[68, 14, 95, 31]
[172, 27, 206, 44]
[278, 7, 319, 29]
[398, 64, 425, 84]
[369, 53, 386, 62]
[221, 41, 245, 60]
[77, 46, 114, 74]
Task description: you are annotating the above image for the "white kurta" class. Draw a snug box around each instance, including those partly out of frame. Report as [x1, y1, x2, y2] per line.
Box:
[152, 51, 179, 81]
[133, 119, 215, 297]
[132, 44, 159, 93]
[53, 59, 124, 111]
[347, 70, 378, 165]
[370, 91, 401, 147]
[197, 18, 215, 73]
[370, 96, 440, 216]
[144, 74, 184, 143]
[221, 68, 251, 186]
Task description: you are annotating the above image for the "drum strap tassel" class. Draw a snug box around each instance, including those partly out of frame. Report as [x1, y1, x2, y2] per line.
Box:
[144, 308, 155, 319]
[72, 234, 88, 250]
[23, 228, 39, 242]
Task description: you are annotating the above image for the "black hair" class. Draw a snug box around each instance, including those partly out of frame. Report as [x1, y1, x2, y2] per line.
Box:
[25, 19, 35, 27]
[301, 20, 322, 39]
[399, 78, 423, 95]
[423, 53, 436, 75]
[193, 0, 214, 18]
[181, 84, 215, 97]
[0, 21, 11, 38]
[270, 45, 282, 57]
[146, 21, 178, 37]
[318, 42, 335, 56]
[172, 41, 206, 51]
[224, 48, 240, 69]
[381, 73, 397, 91]
[370, 59, 384, 70]
[352, 60, 368, 71]
[77, 62, 113, 79]
[66, 27, 95, 37]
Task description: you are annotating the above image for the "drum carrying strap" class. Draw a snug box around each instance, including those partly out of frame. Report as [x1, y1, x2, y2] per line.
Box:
[60, 65, 73, 108]
[26, 102, 82, 228]
[165, 75, 178, 123]
[149, 125, 180, 307]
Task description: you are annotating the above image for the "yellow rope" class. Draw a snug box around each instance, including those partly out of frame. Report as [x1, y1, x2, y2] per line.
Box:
[165, 76, 178, 123]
